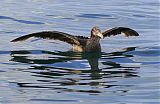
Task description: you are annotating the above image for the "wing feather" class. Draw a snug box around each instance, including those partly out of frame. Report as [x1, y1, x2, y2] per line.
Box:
[102, 27, 139, 37]
[11, 31, 81, 45]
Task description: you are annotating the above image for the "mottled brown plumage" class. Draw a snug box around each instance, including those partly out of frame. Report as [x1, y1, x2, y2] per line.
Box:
[102, 27, 139, 37]
[11, 26, 139, 52]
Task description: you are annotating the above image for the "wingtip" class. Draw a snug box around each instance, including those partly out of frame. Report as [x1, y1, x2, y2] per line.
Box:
[10, 38, 18, 42]
[133, 32, 139, 36]
[10, 39, 15, 42]
[136, 33, 139, 36]
[10, 35, 29, 42]
[133, 30, 139, 36]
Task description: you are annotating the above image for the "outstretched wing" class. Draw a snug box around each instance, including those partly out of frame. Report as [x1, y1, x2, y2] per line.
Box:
[11, 31, 81, 45]
[102, 27, 139, 37]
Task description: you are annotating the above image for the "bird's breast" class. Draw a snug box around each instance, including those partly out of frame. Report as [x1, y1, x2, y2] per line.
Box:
[72, 45, 83, 52]
[84, 40, 101, 52]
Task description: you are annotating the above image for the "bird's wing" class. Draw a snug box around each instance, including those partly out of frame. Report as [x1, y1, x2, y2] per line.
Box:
[75, 35, 89, 46]
[11, 31, 81, 45]
[102, 27, 139, 37]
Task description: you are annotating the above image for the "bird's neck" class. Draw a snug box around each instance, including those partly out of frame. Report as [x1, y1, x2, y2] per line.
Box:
[90, 36, 101, 41]
[91, 35, 100, 39]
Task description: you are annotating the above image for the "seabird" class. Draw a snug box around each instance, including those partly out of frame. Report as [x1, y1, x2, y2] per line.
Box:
[11, 26, 139, 52]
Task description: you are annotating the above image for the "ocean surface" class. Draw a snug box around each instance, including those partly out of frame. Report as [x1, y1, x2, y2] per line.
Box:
[0, 0, 159, 104]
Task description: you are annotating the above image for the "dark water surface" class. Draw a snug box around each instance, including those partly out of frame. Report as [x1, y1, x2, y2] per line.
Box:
[0, 0, 159, 104]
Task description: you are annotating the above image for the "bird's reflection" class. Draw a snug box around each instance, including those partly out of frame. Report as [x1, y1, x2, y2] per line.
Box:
[10, 47, 139, 93]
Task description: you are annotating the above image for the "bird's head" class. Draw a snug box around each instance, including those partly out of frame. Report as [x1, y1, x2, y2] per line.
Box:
[91, 26, 103, 39]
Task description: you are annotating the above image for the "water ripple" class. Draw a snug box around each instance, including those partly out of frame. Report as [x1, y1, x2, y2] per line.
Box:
[46, 15, 74, 20]
[0, 15, 44, 24]
[30, 99, 79, 102]
[76, 13, 117, 19]
[6, 47, 141, 94]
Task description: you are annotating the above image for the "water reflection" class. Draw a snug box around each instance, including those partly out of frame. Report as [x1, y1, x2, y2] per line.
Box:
[10, 47, 139, 93]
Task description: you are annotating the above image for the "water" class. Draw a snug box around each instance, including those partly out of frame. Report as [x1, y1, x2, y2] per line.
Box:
[0, 0, 159, 104]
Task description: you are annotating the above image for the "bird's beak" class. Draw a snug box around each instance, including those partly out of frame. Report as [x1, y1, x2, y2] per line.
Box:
[97, 33, 104, 39]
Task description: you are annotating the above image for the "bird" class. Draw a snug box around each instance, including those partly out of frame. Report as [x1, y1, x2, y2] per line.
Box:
[11, 26, 139, 52]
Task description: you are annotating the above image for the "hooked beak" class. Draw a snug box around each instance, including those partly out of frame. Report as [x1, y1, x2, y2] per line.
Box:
[97, 33, 104, 39]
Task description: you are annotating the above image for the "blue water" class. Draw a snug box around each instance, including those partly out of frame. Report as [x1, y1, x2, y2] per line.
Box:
[0, 0, 159, 104]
